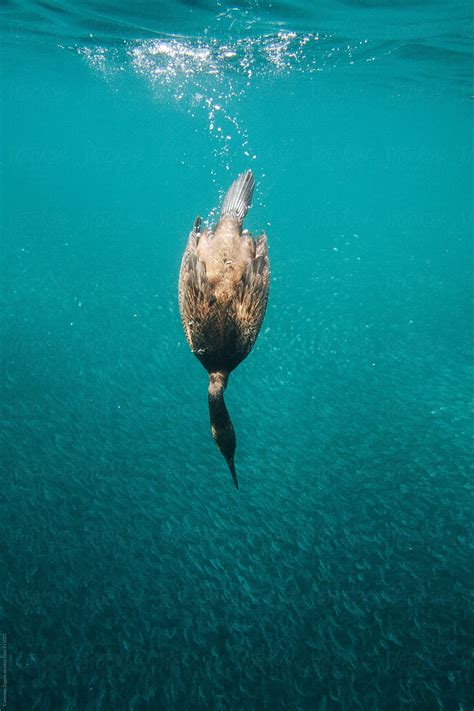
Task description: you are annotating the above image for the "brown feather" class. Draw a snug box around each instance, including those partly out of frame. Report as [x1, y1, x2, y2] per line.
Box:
[179, 223, 269, 373]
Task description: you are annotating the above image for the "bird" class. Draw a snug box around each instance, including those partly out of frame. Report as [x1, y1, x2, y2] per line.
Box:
[178, 170, 270, 489]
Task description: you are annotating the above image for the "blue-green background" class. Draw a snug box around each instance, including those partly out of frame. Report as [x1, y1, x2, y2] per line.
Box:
[1, 1, 472, 708]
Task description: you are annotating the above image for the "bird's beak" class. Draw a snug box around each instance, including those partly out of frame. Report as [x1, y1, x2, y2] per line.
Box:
[227, 458, 238, 490]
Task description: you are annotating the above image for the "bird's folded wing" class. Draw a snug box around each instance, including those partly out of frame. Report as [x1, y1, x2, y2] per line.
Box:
[231, 232, 270, 359]
[178, 225, 217, 354]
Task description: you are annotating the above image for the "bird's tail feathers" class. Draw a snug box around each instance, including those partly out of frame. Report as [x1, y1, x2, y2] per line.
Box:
[220, 170, 255, 226]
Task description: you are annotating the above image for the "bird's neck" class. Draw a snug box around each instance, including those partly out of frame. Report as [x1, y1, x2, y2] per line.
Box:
[208, 371, 229, 425]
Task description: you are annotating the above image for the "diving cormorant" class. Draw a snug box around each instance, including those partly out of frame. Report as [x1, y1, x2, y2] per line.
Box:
[178, 170, 270, 488]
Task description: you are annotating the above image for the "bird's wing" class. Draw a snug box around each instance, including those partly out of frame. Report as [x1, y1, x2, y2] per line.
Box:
[178, 219, 216, 354]
[231, 231, 270, 360]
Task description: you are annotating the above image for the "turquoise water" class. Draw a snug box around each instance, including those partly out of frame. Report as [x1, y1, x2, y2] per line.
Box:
[1, 1, 473, 708]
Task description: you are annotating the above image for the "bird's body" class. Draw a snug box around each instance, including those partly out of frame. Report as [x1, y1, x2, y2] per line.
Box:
[178, 170, 270, 488]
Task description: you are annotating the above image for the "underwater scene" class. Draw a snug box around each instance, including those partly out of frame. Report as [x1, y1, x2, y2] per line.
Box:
[1, 0, 473, 708]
